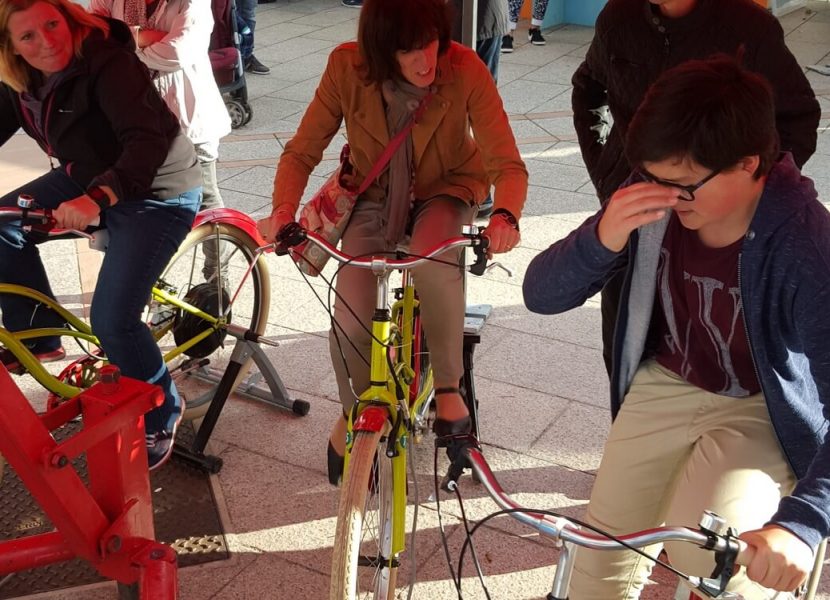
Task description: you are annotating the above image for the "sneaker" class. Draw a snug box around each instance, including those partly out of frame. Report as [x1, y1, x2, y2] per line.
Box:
[341, 0, 362, 7]
[146, 396, 185, 471]
[528, 28, 546, 46]
[500, 34, 514, 54]
[244, 55, 270, 75]
[1, 345, 65, 374]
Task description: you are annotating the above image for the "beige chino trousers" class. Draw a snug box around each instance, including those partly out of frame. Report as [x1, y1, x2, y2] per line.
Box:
[570, 360, 797, 600]
[329, 195, 474, 413]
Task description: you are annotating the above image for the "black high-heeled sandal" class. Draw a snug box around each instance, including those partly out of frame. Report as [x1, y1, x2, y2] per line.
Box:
[432, 386, 471, 437]
[327, 440, 344, 486]
[327, 410, 348, 486]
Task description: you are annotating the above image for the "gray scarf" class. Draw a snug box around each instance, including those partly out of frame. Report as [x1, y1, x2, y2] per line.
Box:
[380, 79, 432, 245]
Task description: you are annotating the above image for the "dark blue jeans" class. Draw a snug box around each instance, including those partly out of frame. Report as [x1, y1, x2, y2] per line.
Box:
[0, 168, 200, 433]
[237, 0, 257, 61]
[477, 35, 501, 83]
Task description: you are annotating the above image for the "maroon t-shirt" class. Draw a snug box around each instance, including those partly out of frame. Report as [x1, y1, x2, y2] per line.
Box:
[654, 214, 760, 397]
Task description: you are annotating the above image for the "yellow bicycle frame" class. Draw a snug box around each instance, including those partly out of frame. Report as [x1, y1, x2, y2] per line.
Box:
[341, 271, 433, 559]
[0, 283, 225, 398]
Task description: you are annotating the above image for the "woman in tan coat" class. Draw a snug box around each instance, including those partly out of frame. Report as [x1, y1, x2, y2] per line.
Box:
[258, 0, 527, 484]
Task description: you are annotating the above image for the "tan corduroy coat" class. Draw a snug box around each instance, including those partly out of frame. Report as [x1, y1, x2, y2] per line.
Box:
[272, 41, 527, 219]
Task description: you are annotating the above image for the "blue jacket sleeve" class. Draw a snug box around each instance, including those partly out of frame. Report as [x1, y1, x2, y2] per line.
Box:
[523, 210, 625, 315]
[771, 276, 830, 550]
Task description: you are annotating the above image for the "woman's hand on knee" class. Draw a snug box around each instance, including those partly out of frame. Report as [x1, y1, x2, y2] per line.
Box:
[739, 525, 813, 592]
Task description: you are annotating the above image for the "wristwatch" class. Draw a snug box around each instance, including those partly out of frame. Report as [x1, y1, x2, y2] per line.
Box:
[492, 208, 519, 231]
[87, 186, 111, 212]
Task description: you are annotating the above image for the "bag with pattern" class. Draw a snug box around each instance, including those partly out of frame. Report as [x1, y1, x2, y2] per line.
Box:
[293, 94, 432, 275]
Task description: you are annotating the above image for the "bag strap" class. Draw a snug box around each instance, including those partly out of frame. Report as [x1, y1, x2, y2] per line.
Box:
[354, 92, 433, 196]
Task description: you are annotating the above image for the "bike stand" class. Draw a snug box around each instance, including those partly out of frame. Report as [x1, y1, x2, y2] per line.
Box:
[462, 303, 491, 440]
[173, 331, 310, 474]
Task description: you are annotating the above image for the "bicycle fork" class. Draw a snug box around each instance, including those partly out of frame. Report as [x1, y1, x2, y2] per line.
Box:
[343, 267, 410, 561]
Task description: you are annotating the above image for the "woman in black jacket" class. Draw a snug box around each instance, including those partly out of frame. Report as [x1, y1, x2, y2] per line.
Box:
[0, 0, 202, 469]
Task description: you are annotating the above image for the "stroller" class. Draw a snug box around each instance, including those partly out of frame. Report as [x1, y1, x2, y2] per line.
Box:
[210, 0, 253, 128]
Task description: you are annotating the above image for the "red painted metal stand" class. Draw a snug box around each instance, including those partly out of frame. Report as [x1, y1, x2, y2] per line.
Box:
[0, 365, 178, 599]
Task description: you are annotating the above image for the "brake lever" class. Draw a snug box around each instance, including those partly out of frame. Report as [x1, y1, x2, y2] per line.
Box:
[486, 262, 513, 278]
[436, 433, 480, 493]
[691, 529, 742, 599]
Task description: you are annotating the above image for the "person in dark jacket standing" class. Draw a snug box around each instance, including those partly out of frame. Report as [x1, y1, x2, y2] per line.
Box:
[0, 0, 202, 470]
[452, 0, 509, 82]
[527, 55, 830, 599]
[571, 0, 821, 377]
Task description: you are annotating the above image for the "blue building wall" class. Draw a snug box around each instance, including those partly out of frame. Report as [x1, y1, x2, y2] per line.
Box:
[537, 0, 606, 27]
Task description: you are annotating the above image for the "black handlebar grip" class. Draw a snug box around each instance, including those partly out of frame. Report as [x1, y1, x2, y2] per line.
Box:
[273, 221, 306, 255]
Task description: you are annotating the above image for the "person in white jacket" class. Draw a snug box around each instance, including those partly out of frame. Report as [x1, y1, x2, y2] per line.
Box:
[89, 0, 232, 213]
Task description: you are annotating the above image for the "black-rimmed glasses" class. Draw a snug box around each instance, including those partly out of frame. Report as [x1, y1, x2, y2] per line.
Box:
[638, 166, 721, 201]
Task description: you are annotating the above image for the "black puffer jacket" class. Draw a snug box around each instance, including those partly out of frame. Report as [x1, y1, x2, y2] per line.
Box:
[571, 0, 821, 203]
[0, 18, 199, 202]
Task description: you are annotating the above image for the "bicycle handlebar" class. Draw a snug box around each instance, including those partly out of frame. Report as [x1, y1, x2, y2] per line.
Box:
[443, 438, 754, 599]
[272, 221, 494, 275]
[463, 445, 750, 559]
[0, 206, 102, 241]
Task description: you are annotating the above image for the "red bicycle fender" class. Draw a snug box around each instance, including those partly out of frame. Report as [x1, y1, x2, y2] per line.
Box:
[353, 406, 388, 432]
[192, 208, 271, 249]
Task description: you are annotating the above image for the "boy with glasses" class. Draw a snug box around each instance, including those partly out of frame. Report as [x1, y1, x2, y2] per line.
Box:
[572, 0, 821, 380]
[524, 55, 830, 599]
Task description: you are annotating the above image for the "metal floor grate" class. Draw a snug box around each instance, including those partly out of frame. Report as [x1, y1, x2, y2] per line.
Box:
[0, 422, 229, 598]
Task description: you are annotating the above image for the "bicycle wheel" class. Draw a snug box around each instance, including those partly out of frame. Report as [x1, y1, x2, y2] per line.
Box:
[151, 222, 270, 418]
[410, 311, 431, 404]
[331, 428, 398, 600]
[406, 310, 434, 437]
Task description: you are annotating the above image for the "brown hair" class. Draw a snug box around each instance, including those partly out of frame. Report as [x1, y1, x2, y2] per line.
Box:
[0, 0, 109, 92]
[626, 54, 779, 179]
[357, 0, 453, 85]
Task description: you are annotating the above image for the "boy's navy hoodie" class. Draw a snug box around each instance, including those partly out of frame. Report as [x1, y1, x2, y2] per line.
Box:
[523, 153, 830, 549]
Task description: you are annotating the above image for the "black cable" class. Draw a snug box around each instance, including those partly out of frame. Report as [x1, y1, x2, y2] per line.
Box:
[293, 247, 393, 350]
[456, 506, 692, 588]
[289, 249, 371, 368]
[451, 482, 492, 599]
[433, 444, 464, 599]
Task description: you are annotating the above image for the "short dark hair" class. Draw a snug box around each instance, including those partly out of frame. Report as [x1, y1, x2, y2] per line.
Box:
[625, 54, 779, 179]
[357, 0, 453, 85]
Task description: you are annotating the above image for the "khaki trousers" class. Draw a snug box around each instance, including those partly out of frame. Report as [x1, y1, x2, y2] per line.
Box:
[570, 360, 797, 600]
[329, 196, 473, 413]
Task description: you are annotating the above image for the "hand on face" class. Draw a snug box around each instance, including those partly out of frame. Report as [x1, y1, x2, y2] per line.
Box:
[597, 182, 679, 252]
[7, 2, 73, 76]
[54, 195, 100, 231]
[739, 525, 813, 592]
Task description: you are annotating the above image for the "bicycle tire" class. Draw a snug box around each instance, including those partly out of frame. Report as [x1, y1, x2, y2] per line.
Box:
[152, 222, 270, 420]
[330, 428, 398, 600]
